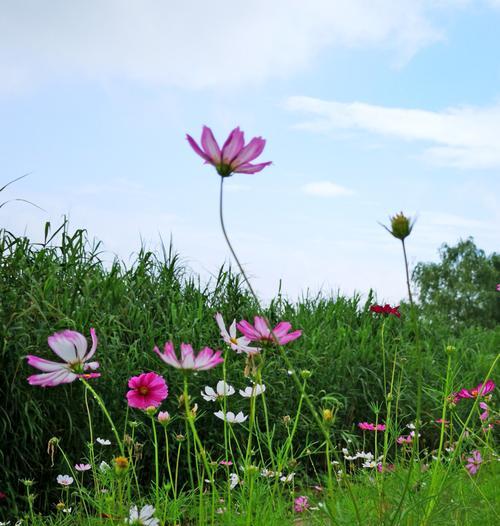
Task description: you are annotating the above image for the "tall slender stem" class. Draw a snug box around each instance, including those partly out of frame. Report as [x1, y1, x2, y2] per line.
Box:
[401, 239, 413, 306]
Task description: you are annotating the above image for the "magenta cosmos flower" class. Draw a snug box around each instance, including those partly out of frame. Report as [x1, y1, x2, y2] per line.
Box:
[154, 341, 223, 371]
[454, 379, 495, 403]
[237, 316, 302, 346]
[26, 329, 100, 387]
[126, 372, 168, 410]
[465, 450, 482, 475]
[358, 422, 386, 431]
[186, 126, 271, 178]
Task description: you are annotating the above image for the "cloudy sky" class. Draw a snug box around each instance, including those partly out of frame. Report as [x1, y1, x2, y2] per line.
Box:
[1, 0, 499, 303]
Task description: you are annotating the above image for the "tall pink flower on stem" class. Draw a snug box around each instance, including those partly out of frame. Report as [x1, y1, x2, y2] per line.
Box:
[26, 329, 100, 387]
[154, 342, 223, 371]
[126, 372, 168, 410]
[237, 316, 302, 346]
[465, 450, 482, 475]
[186, 126, 271, 178]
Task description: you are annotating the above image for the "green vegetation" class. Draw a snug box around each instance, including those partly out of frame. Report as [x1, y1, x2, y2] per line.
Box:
[0, 222, 498, 525]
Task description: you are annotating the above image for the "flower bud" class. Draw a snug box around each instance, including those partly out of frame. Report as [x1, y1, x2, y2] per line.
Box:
[158, 411, 171, 425]
[56, 502, 66, 511]
[386, 212, 414, 240]
[445, 345, 456, 355]
[300, 369, 312, 379]
[322, 408, 334, 422]
[145, 406, 157, 417]
[282, 415, 291, 426]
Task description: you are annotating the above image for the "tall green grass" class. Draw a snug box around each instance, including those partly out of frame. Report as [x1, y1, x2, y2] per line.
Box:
[1, 221, 498, 515]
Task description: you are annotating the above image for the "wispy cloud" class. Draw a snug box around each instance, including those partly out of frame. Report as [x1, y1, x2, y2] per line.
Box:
[302, 181, 354, 197]
[0, 0, 444, 93]
[285, 96, 500, 169]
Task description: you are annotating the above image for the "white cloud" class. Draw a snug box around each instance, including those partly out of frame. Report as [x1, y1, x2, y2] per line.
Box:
[0, 0, 445, 93]
[302, 181, 354, 197]
[285, 96, 500, 169]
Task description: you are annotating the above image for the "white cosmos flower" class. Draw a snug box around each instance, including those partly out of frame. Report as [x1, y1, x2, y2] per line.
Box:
[62, 508, 72, 513]
[96, 438, 111, 446]
[214, 411, 248, 424]
[280, 472, 295, 483]
[362, 460, 377, 469]
[239, 384, 266, 398]
[56, 475, 73, 486]
[229, 472, 240, 490]
[201, 381, 235, 402]
[407, 423, 416, 430]
[125, 504, 159, 526]
[261, 468, 282, 478]
[99, 461, 111, 472]
[215, 313, 260, 354]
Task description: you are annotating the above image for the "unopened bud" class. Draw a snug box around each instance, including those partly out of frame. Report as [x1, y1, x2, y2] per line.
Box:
[158, 411, 171, 425]
[386, 212, 414, 240]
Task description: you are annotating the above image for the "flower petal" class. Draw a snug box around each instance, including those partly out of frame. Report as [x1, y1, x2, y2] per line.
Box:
[26, 355, 66, 372]
[232, 137, 266, 167]
[221, 127, 245, 164]
[201, 126, 221, 164]
[234, 161, 272, 174]
[48, 330, 87, 362]
[180, 343, 196, 369]
[187, 134, 212, 163]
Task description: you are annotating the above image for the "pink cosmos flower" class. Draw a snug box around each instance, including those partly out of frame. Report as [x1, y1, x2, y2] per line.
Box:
[377, 463, 395, 473]
[496, 284, 500, 291]
[454, 379, 495, 402]
[294, 496, 310, 513]
[236, 316, 302, 346]
[465, 450, 482, 475]
[435, 418, 449, 425]
[26, 329, 100, 387]
[186, 126, 271, 178]
[75, 463, 91, 472]
[396, 434, 413, 445]
[358, 422, 386, 432]
[154, 342, 223, 371]
[126, 372, 168, 410]
[215, 313, 260, 354]
[220, 460, 233, 466]
[479, 402, 489, 421]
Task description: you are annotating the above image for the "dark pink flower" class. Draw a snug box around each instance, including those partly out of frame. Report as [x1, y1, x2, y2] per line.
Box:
[26, 329, 100, 387]
[126, 372, 168, 410]
[294, 496, 310, 513]
[370, 304, 401, 318]
[236, 316, 301, 346]
[465, 450, 482, 475]
[358, 422, 386, 432]
[377, 463, 395, 473]
[186, 126, 271, 178]
[154, 341, 223, 371]
[454, 379, 495, 402]
[496, 284, 500, 292]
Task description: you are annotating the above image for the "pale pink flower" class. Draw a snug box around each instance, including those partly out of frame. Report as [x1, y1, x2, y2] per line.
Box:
[154, 342, 223, 371]
[186, 126, 271, 178]
[74, 463, 91, 472]
[56, 475, 73, 486]
[496, 284, 500, 292]
[215, 313, 259, 354]
[237, 316, 301, 345]
[465, 450, 482, 475]
[396, 434, 413, 445]
[294, 496, 310, 513]
[220, 460, 233, 466]
[26, 329, 100, 387]
[158, 411, 171, 424]
[479, 402, 489, 421]
[126, 372, 168, 410]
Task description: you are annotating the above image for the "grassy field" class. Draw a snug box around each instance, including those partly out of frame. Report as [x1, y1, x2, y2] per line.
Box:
[0, 222, 498, 525]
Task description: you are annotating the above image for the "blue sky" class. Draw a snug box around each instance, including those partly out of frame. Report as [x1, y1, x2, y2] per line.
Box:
[1, 0, 499, 303]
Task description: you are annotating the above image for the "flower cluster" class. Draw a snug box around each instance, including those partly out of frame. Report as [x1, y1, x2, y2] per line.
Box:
[358, 422, 386, 431]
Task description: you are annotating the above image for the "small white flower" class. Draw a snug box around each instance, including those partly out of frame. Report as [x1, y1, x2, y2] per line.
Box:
[125, 504, 159, 526]
[96, 438, 111, 446]
[229, 473, 240, 489]
[62, 508, 72, 513]
[342, 448, 349, 456]
[99, 461, 111, 472]
[362, 460, 377, 469]
[239, 384, 266, 398]
[287, 370, 293, 375]
[215, 313, 260, 354]
[201, 381, 235, 402]
[331, 460, 340, 465]
[407, 423, 416, 430]
[280, 472, 295, 483]
[0, 521, 11, 525]
[261, 468, 282, 478]
[56, 475, 73, 486]
[214, 410, 248, 424]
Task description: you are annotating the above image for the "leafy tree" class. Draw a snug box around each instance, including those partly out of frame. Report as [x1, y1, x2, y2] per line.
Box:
[412, 238, 500, 328]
